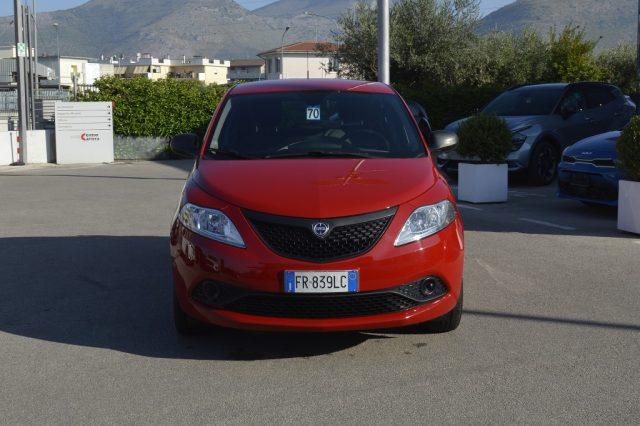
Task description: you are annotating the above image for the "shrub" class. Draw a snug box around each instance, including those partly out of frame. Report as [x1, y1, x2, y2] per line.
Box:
[79, 76, 228, 137]
[597, 44, 637, 94]
[545, 25, 601, 82]
[617, 116, 640, 181]
[456, 114, 512, 164]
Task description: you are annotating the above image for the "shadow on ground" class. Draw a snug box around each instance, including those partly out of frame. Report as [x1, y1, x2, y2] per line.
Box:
[0, 236, 387, 361]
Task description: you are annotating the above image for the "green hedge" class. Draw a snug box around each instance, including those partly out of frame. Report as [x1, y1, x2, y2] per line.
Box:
[617, 116, 640, 181]
[80, 77, 228, 138]
[398, 84, 502, 130]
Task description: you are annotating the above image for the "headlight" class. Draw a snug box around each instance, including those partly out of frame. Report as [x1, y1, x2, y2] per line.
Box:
[178, 203, 245, 248]
[394, 200, 456, 246]
[512, 133, 527, 151]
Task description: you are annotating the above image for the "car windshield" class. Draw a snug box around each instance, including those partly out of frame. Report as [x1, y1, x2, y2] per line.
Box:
[207, 91, 426, 159]
[483, 87, 564, 116]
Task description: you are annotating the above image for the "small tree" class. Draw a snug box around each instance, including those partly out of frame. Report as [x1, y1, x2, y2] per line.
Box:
[597, 44, 637, 94]
[546, 25, 601, 82]
[457, 114, 512, 164]
[617, 116, 640, 182]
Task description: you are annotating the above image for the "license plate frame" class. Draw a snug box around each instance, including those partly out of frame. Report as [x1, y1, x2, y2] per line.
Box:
[570, 172, 590, 187]
[284, 270, 359, 294]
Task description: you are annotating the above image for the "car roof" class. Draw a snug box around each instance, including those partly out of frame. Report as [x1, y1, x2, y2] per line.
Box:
[230, 79, 396, 95]
[510, 83, 569, 91]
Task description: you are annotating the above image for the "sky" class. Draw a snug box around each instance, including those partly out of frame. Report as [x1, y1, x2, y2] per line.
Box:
[0, 0, 516, 17]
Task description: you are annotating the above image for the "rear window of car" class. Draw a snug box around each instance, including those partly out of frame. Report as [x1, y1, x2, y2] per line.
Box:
[207, 91, 426, 159]
[483, 87, 564, 116]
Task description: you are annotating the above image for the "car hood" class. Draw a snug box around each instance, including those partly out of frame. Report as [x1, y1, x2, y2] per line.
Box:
[194, 158, 437, 218]
[564, 131, 620, 157]
[445, 115, 542, 133]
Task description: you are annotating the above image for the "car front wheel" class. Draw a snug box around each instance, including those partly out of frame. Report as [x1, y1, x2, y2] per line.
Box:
[528, 141, 559, 185]
[423, 283, 463, 333]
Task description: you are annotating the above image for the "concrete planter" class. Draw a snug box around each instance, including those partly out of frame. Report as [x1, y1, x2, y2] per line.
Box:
[458, 163, 508, 203]
[618, 180, 640, 234]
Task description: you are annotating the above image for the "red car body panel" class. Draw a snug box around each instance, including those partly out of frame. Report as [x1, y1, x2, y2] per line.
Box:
[171, 79, 464, 332]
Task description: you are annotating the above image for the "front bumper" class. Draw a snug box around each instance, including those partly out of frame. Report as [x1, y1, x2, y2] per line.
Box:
[170, 191, 464, 332]
[557, 162, 621, 206]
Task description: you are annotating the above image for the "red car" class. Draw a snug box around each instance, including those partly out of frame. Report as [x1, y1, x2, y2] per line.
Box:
[169, 79, 464, 334]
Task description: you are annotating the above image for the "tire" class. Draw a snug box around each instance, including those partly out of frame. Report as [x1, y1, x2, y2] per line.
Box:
[173, 290, 204, 335]
[424, 284, 463, 333]
[528, 140, 559, 186]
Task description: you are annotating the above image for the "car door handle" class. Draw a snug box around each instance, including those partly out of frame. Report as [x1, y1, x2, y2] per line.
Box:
[613, 111, 623, 117]
[584, 116, 593, 122]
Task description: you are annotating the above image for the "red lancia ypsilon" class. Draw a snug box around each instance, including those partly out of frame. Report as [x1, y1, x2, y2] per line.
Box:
[169, 79, 464, 334]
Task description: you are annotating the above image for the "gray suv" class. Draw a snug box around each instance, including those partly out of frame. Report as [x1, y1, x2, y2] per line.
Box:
[439, 82, 635, 185]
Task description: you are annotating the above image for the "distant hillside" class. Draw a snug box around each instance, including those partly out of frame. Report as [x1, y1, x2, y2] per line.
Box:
[479, 0, 634, 49]
[0, 0, 337, 59]
[254, 0, 360, 18]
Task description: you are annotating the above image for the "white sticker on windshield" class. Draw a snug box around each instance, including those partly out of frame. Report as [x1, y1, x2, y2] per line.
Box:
[306, 106, 321, 121]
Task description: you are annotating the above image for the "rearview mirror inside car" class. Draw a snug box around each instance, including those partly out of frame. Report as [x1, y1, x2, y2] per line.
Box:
[429, 130, 458, 153]
[170, 133, 200, 158]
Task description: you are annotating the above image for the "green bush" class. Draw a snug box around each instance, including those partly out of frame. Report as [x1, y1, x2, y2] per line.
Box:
[80, 76, 228, 137]
[617, 116, 640, 182]
[545, 25, 601, 82]
[597, 44, 637, 94]
[456, 114, 513, 164]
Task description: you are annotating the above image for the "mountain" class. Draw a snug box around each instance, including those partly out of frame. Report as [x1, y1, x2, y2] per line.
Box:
[254, 0, 360, 18]
[0, 0, 337, 59]
[479, 0, 634, 49]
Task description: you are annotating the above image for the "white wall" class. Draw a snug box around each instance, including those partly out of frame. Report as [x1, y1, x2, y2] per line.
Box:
[264, 53, 338, 80]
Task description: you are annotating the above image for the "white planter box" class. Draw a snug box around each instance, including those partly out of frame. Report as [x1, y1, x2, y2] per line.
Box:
[618, 180, 640, 234]
[458, 163, 508, 203]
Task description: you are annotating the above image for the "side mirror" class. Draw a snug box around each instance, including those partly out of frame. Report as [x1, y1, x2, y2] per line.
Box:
[170, 133, 200, 158]
[429, 130, 458, 153]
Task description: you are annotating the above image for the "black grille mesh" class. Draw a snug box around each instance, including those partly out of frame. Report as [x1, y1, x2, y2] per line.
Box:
[224, 292, 419, 319]
[249, 215, 393, 262]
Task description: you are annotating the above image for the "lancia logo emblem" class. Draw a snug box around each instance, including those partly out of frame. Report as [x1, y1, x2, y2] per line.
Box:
[312, 222, 331, 238]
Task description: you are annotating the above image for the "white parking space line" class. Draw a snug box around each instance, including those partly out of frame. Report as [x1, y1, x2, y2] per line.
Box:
[509, 191, 547, 198]
[457, 204, 484, 211]
[519, 218, 576, 231]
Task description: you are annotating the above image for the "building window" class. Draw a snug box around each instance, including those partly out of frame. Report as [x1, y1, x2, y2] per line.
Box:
[276, 58, 281, 73]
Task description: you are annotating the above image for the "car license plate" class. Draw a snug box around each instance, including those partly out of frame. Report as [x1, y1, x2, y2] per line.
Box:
[284, 270, 358, 294]
[570, 172, 590, 187]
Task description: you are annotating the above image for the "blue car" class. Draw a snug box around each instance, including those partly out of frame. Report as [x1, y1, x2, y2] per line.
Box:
[558, 131, 625, 206]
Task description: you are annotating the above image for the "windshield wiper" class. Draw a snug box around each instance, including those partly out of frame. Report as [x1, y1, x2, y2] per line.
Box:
[265, 151, 376, 159]
[207, 148, 255, 159]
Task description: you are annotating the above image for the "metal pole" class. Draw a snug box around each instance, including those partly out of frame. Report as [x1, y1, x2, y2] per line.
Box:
[637, 0, 640, 82]
[14, 0, 28, 164]
[25, 4, 35, 130]
[377, 0, 390, 84]
[53, 23, 61, 93]
[32, 0, 39, 91]
[280, 26, 290, 80]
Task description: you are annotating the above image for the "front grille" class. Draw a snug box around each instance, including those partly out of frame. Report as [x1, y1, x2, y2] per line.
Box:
[562, 155, 616, 168]
[192, 278, 448, 319]
[225, 292, 418, 319]
[244, 208, 397, 262]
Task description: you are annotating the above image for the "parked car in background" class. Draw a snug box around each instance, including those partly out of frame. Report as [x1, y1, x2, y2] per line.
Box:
[440, 82, 635, 185]
[558, 131, 624, 206]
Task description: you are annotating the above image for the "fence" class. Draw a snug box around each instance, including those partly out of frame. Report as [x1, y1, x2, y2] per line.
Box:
[0, 88, 71, 130]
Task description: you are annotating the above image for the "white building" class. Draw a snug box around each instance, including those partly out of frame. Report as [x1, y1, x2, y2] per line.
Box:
[115, 54, 230, 85]
[38, 55, 115, 88]
[258, 41, 339, 80]
[229, 59, 265, 82]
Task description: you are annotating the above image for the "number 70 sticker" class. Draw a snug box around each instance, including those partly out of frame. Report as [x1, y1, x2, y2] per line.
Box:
[306, 106, 321, 120]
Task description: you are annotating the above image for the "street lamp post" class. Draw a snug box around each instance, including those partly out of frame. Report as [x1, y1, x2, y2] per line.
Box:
[280, 26, 290, 80]
[377, 0, 390, 84]
[53, 22, 61, 93]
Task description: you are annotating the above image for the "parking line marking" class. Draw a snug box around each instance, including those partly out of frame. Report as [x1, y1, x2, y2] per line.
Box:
[457, 204, 483, 211]
[519, 218, 576, 231]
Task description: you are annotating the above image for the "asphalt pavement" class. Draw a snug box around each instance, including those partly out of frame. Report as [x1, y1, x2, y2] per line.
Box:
[1, 160, 638, 424]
